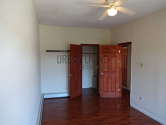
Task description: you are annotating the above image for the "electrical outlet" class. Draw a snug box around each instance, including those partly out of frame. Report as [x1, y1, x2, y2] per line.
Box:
[135, 96, 143, 104]
[138, 96, 142, 101]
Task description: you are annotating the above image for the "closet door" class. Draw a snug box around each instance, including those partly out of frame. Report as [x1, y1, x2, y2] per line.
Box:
[69, 44, 82, 99]
[99, 45, 122, 98]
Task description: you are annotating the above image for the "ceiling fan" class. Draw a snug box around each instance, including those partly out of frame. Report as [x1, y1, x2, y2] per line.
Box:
[88, 0, 136, 20]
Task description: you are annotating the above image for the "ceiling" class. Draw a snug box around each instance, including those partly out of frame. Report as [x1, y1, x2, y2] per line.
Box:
[36, 0, 166, 28]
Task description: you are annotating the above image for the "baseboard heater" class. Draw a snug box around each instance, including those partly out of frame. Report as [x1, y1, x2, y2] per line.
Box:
[44, 92, 69, 99]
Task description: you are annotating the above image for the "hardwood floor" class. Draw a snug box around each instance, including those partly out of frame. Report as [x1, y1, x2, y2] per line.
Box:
[42, 89, 160, 125]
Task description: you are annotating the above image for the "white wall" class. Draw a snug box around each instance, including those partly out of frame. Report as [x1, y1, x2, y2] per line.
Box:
[111, 9, 166, 124]
[0, 0, 41, 125]
[39, 24, 111, 95]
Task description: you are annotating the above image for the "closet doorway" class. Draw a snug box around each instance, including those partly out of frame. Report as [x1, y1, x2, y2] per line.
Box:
[69, 44, 123, 99]
[82, 44, 99, 96]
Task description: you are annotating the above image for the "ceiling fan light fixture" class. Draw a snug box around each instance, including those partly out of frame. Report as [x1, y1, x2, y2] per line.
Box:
[107, 8, 118, 16]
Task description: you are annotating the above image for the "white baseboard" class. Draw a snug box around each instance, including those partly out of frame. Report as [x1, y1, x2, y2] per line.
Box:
[44, 92, 69, 99]
[37, 94, 44, 125]
[131, 102, 166, 125]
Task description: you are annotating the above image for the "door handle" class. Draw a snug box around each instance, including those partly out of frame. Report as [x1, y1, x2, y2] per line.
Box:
[117, 88, 121, 92]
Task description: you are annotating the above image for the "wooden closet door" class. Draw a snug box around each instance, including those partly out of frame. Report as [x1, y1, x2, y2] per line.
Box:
[69, 44, 82, 99]
[99, 45, 122, 98]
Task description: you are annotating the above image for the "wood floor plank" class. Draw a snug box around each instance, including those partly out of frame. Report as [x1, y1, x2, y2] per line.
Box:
[42, 89, 161, 125]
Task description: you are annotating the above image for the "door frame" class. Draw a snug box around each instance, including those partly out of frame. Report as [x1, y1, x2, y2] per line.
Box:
[118, 42, 132, 92]
[118, 42, 132, 47]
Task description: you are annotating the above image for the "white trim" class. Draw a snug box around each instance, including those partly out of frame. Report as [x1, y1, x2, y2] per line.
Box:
[36, 94, 44, 125]
[44, 92, 69, 99]
[131, 102, 166, 125]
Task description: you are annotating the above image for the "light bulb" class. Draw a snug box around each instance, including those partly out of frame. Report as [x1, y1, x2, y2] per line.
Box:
[107, 8, 118, 16]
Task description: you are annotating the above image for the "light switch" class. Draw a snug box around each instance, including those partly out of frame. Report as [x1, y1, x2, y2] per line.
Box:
[140, 63, 143, 68]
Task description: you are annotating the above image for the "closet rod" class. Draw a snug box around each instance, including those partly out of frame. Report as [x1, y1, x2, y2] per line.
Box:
[46, 50, 97, 54]
[46, 50, 70, 52]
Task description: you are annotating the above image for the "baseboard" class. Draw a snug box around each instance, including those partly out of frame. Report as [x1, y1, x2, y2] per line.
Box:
[36, 94, 44, 125]
[131, 102, 166, 125]
[44, 92, 69, 99]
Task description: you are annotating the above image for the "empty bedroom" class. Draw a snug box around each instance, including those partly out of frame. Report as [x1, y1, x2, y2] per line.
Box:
[0, 0, 166, 125]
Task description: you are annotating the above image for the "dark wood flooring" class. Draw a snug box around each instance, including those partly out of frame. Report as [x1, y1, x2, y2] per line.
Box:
[42, 89, 160, 125]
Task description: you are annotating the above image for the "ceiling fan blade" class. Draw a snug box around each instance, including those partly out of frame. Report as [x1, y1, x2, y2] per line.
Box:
[114, 1, 123, 6]
[98, 0, 108, 4]
[88, 4, 110, 8]
[86, 0, 107, 5]
[117, 7, 136, 15]
[112, 0, 129, 7]
[116, 0, 128, 3]
[99, 10, 108, 20]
